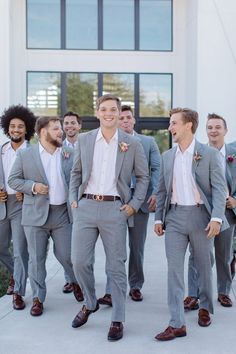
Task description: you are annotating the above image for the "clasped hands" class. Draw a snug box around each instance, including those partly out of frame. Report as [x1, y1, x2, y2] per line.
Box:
[34, 183, 49, 195]
[0, 190, 23, 202]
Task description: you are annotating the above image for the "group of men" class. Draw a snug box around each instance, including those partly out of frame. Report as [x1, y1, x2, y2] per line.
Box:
[0, 94, 235, 342]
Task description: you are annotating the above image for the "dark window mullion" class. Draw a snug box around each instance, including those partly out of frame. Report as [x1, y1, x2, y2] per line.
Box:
[98, 0, 103, 50]
[98, 73, 103, 98]
[134, 0, 139, 50]
[61, 72, 67, 116]
[61, 0, 66, 49]
[134, 73, 140, 131]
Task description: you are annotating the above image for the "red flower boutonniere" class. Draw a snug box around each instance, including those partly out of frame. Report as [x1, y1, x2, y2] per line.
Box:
[62, 147, 70, 159]
[193, 151, 202, 162]
[227, 154, 236, 163]
[119, 142, 129, 152]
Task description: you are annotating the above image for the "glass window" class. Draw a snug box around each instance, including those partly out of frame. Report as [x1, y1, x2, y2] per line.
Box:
[27, 0, 61, 48]
[103, 0, 134, 50]
[103, 73, 134, 108]
[27, 72, 61, 116]
[141, 129, 170, 153]
[66, 73, 98, 115]
[66, 0, 97, 49]
[139, 74, 172, 117]
[140, 0, 172, 51]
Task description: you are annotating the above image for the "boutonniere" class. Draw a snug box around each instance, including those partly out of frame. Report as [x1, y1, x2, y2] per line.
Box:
[227, 154, 236, 163]
[119, 142, 129, 152]
[193, 151, 202, 162]
[62, 147, 70, 159]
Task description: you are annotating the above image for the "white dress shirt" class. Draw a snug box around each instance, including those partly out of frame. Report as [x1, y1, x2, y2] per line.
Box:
[2, 141, 27, 194]
[39, 143, 67, 205]
[85, 129, 120, 196]
[64, 138, 77, 149]
[171, 139, 202, 205]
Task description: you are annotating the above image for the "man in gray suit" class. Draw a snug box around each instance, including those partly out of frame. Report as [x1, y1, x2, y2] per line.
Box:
[0, 105, 36, 307]
[185, 113, 236, 310]
[62, 111, 82, 294]
[8, 116, 83, 316]
[98, 105, 160, 304]
[69, 94, 149, 341]
[154, 108, 228, 341]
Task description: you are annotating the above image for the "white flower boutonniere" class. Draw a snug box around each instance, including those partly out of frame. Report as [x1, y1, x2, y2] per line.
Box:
[119, 142, 129, 152]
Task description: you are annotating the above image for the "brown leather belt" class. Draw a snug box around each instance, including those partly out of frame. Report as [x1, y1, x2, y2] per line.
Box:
[82, 194, 121, 202]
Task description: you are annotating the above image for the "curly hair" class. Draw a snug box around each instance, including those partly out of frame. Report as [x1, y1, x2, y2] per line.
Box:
[1, 105, 37, 141]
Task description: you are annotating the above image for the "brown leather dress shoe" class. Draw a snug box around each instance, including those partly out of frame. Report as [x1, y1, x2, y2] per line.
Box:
[129, 289, 143, 302]
[155, 326, 187, 341]
[97, 294, 112, 307]
[13, 293, 25, 310]
[72, 303, 99, 328]
[72, 283, 84, 302]
[184, 296, 199, 310]
[62, 282, 74, 293]
[108, 322, 123, 341]
[6, 275, 15, 295]
[30, 298, 43, 316]
[198, 309, 211, 327]
[218, 294, 233, 307]
[230, 255, 236, 279]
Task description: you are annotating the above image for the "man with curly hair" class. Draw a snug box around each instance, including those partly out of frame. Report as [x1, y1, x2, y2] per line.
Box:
[0, 104, 36, 310]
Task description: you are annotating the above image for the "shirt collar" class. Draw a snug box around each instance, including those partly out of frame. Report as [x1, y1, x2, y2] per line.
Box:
[219, 144, 226, 158]
[176, 138, 195, 155]
[4, 140, 27, 152]
[39, 142, 61, 155]
[96, 128, 118, 143]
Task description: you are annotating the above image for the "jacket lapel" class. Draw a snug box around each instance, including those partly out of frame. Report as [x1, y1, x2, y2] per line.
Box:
[225, 145, 233, 193]
[115, 129, 128, 179]
[192, 140, 203, 177]
[85, 129, 99, 178]
[31, 143, 49, 183]
[166, 146, 176, 196]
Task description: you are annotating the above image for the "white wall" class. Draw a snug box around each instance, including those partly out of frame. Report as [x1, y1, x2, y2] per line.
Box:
[195, 0, 236, 143]
[0, 0, 10, 113]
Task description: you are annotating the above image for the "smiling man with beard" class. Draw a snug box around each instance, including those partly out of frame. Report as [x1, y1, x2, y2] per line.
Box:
[8, 116, 83, 316]
[0, 105, 36, 308]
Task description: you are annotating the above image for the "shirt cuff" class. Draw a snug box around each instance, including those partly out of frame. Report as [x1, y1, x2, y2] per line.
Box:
[211, 217, 222, 224]
[155, 220, 163, 225]
[32, 183, 37, 195]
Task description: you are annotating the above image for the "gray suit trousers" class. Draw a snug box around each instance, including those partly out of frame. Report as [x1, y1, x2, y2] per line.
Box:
[165, 205, 214, 328]
[24, 204, 76, 302]
[72, 198, 127, 322]
[128, 210, 149, 290]
[188, 209, 236, 297]
[0, 195, 28, 295]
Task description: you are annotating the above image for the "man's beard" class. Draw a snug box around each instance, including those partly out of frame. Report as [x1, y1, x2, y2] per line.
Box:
[46, 132, 62, 147]
[10, 136, 23, 143]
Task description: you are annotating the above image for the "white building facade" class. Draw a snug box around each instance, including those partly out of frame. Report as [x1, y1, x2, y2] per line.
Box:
[0, 0, 235, 147]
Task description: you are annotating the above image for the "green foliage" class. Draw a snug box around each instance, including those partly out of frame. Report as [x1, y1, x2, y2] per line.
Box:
[0, 265, 10, 298]
[142, 129, 170, 154]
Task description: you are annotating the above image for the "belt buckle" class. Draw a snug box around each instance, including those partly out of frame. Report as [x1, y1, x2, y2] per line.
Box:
[93, 194, 104, 202]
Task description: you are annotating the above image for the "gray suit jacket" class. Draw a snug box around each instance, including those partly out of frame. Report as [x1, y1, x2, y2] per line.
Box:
[69, 128, 149, 227]
[155, 140, 229, 231]
[0, 141, 30, 221]
[8, 143, 74, 226]
[225, 143, 236, 216]
[133, 133, 160, 213]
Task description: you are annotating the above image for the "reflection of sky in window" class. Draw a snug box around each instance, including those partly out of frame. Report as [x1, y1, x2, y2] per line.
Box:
[140, 0, 172, 50]
[28, 73, 60, 95]
[140, 74, 171, 104]
[27, 0, 60, 48]
[103, 0, 134, 50]
[66, 0, 97, 49]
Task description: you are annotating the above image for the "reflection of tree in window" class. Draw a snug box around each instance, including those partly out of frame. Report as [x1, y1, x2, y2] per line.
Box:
[140, 94, 170, 117]
[66, 74, 96, 116]
[103, 74, 134, 106]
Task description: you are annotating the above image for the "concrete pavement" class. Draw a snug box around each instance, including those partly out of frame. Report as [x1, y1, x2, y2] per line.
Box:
[0, 218, 235, 354]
